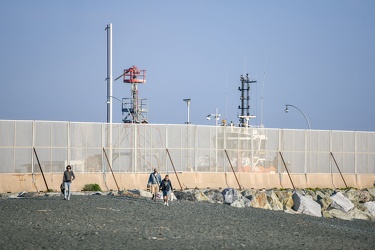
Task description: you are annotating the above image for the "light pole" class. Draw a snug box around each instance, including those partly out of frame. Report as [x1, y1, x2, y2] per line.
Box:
[183, 99, 191, 124]
[285, 104, 311, 129]
[206, 108, 221, 126]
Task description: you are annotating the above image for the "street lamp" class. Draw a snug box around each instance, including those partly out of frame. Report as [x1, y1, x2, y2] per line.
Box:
[206, 108, 221, 126]
[183, 99, 191, 124]
[285, 104, 311, 129]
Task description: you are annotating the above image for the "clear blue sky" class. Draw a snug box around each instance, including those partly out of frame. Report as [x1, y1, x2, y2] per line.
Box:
[1, 1, 374, 131]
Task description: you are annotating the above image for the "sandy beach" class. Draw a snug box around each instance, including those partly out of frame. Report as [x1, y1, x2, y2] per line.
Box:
[0, 194, 374, 249]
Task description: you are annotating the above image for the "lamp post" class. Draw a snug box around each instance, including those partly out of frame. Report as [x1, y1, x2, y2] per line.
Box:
[183, 99, 191, 124]
[285, 104, 311, 129]
[206, 108, 221, 126]
[206, 108, 221, 171]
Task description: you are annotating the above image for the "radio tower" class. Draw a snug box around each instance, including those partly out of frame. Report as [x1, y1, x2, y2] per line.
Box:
[238, 73, 256, 127]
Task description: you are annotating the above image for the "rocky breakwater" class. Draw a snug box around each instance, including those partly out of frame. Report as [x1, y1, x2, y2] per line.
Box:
[172, 188, 375, 221]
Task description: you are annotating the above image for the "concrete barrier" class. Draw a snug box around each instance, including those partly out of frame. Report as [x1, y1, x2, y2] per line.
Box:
[0, 173, 374, 193]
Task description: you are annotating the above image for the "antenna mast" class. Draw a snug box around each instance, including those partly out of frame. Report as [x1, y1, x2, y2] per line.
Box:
[238, 73, 256, 127]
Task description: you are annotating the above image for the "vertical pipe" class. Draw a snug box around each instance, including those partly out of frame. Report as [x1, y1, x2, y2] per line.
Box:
[187, 101, 190, 124]
[106, 23, 113, 173]
[106, 23, 113, 124]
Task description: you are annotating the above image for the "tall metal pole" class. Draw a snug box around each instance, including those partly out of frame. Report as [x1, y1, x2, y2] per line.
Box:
[105, 23, 113, 177]
[106, 23, 113, 124]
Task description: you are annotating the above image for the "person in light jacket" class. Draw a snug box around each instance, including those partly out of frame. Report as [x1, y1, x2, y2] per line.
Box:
[147, 168, 161, 202]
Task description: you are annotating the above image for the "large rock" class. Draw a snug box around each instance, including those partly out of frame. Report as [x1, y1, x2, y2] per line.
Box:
[317, 196, 333, 211]
[330, 192, 354, 212]
[274, 190, 294, 210]
[348, 208, 371, 221]
[328, 209, 352, 220]
[174, 190, 197, 202]
[367, 188, 375, 199]
[345, 189, 373, 203]
[193, 190, 212, 203]
[292, 192, 322, 217]
[242, 197, 252, 207]
[322, 210, 334, 218]
[139, 189, 153, 198]
[364, 201, 375, 217]
[241, 189, 257, 200]
[250, 191, 272, 210]
[221, 188, 242, 204]
[265, 190, 283, 211]
[230, 199, 245, 208]
[204, 189, 224, 203]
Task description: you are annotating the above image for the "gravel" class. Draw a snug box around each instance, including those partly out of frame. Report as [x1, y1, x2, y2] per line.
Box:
[0, 194, 374, 249]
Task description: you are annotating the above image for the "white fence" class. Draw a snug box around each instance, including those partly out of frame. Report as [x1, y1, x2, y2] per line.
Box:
[0, 120, 374, 174]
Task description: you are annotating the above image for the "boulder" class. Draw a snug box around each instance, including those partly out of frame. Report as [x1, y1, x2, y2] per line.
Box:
[204, 189, 224, 203]
[241, 189, 257, 200]
[304, 189, 318, 200]
[193, 190, 212, 203]
[348, 208, 371, 221]
[174, 190, 197, 202]
[91, 192, 102, 195]
[265, 190, 283, 211]
[317, 196, 333, 211]
[139, 190, 152, 198]
[128, 189, 140, 195]
[45, 192, 62, 197]
[315, 190, 328, 200]
[284, 209, 300, 215]
[345, 189, 373, 203]
[230, 199, 245, 208]
[328, 209, 352, 220]
[364, 201, 375, 217]
[292, 192, 322, 217]
[221, 188, 242, 204]
[71, 192, 86, 196]
[330, 192, 354, 212]
[367, 188, 375, 199]
[274, 190, 294, 210]
[242, 197, 252, 207]
[16, 191, 27, 198]
[322, 210, 334, 218]
[250, 191, 272, 210]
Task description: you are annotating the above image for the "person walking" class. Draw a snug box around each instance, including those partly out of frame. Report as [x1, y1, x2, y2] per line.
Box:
[159, 175, 173, 206]
[62, 165, 75, 200]
[147, 168, 161, 202]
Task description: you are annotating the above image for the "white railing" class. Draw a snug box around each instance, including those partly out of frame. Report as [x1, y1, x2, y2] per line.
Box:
[0, 120, 374, 174]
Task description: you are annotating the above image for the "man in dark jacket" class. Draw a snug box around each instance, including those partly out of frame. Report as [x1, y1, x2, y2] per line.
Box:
[62, 165, 75, 200]
[159, 175, 173, 206]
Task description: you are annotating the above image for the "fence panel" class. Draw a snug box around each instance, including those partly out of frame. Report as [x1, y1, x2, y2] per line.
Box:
[1, 120, 375, 175]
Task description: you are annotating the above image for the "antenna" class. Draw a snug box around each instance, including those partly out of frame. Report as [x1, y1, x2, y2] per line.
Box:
[238, 73, 256, 127]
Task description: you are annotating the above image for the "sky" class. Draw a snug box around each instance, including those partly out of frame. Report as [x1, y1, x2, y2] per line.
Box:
[1, 0, 374, 131]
